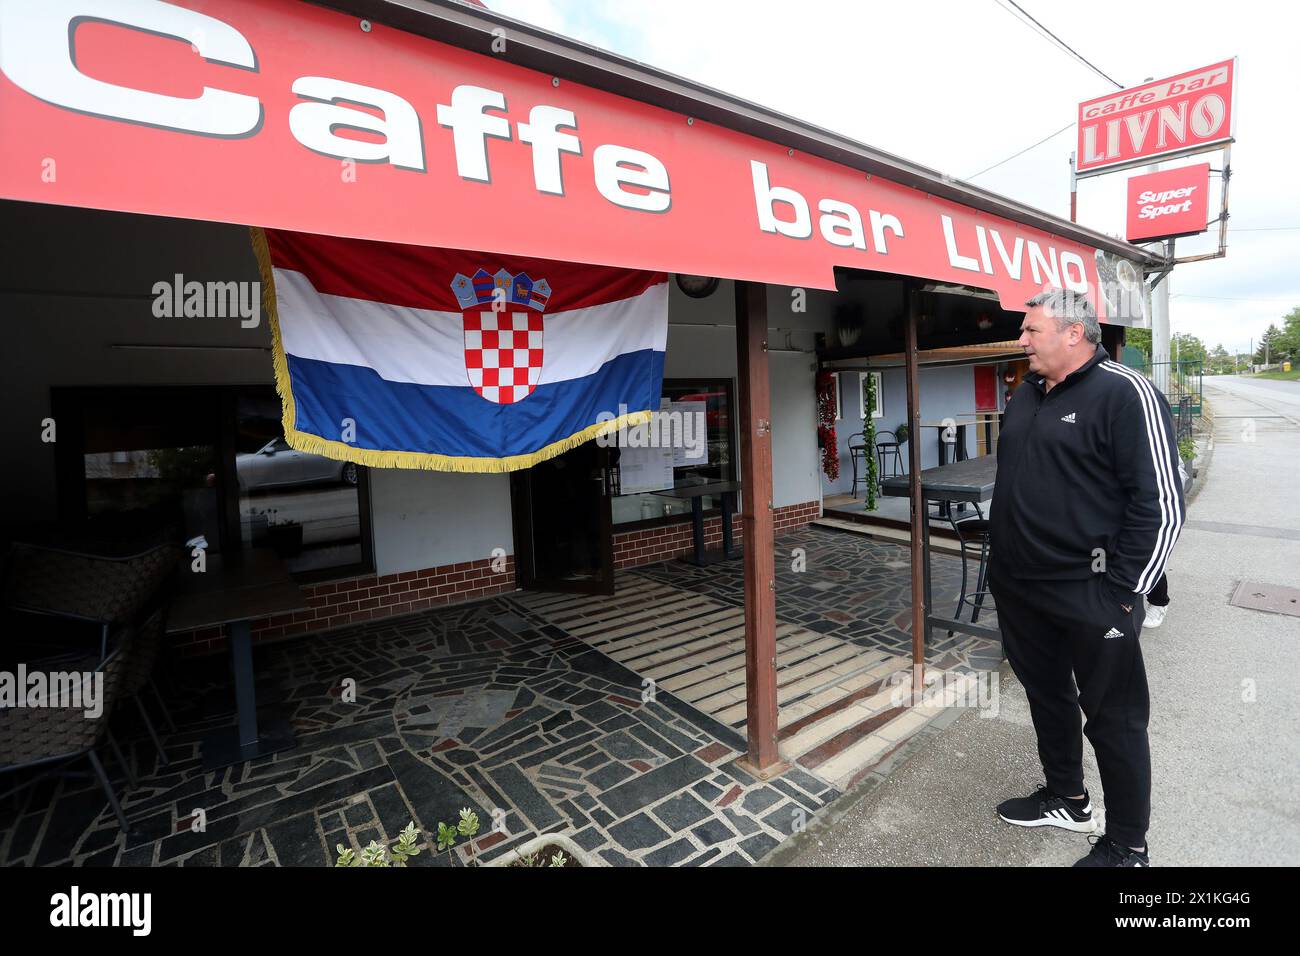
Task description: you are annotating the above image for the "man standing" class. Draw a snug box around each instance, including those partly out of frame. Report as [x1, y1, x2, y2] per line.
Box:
[987, 289, 1184, 867]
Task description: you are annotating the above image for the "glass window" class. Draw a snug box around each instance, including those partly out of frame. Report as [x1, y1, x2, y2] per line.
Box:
[236, 390, 365, 574]
[611, 379, 736, 526]
[55, 386, 370, 577]
[77, 390, 221, 550]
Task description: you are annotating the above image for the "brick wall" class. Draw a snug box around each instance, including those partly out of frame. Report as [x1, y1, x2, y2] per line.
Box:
[171, 556, 515, 657]
[173, 499, 823, 656]
[613, 499, 821, 569]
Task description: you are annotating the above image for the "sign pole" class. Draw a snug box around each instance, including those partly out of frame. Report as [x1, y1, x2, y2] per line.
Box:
[1069, 152, 1078, 223]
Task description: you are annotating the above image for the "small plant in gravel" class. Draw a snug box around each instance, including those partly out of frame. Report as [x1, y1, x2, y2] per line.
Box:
[335, 820, 422, 867]
[435, 808, 481, 865]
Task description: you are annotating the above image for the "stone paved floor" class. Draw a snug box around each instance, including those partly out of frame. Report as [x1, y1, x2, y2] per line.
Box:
[0, 526, 1000, 867]
[1, 595, 835, 867]
[636, 525, 1003, 673]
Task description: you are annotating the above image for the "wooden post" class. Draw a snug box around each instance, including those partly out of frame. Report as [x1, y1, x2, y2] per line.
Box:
[903, 286, 926, 686]
[734, 280, 783, 776]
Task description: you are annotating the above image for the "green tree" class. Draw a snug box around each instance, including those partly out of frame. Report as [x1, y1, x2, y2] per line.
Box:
[1126, 327, 1152, 360]
[1273, 307, 1300, 364]
[1207, 343, 1231, 375]
[1172, 333, 1206, 366]
[1253, 323, 1284, 365]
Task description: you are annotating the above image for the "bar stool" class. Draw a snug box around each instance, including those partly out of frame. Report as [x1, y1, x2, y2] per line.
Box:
[874, 430, 904, 491]
[847, 432, 869, 497]
[946, 502, 992, 636]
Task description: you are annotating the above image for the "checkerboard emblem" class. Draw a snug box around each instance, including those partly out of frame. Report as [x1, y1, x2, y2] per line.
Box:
[451, 267, 551, 405]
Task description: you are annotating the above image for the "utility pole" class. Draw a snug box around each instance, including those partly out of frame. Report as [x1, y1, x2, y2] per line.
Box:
[1142, 78, 1172, 396]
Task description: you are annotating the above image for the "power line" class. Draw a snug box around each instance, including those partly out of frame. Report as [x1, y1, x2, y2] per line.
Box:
[1170, 294, 1300, 303]
[966, 122, 1074, 180]
[967, 2, 1123, 180]
[990, 0, 1124, 89]
[1228, 226, 1300, 232]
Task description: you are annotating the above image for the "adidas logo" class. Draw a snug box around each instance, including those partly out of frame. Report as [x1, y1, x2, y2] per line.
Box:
[1103, 627, 1124, 639]
[1060, 412, 1077, 423]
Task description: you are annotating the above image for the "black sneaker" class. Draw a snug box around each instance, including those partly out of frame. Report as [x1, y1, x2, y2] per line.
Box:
[1073, 834, 1150, 867]
[996, 784, 1096, 833]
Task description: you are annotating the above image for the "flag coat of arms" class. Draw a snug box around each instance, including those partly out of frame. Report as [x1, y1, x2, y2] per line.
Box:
[252, 228, 668, 472]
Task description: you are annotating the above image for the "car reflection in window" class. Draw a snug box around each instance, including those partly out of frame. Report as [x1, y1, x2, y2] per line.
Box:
[236, 439, 358, 490]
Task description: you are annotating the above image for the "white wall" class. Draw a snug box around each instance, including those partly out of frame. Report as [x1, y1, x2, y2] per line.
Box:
[368, 470, 513, 576]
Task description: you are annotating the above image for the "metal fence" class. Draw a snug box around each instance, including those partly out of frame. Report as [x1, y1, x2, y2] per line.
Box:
[1126, 359, 1202, 442]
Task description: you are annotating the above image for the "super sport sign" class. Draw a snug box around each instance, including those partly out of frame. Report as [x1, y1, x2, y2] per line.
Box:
[1125, 163, 1210, 243]
[1077, 59, 1236, 177]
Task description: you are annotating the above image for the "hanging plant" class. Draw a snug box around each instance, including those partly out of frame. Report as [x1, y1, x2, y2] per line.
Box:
[863, 372, 879, 511]
[816, 370, 839, 482]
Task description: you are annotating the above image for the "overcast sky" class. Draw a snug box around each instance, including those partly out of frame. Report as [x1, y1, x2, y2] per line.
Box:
[487, 0, 1297, 356]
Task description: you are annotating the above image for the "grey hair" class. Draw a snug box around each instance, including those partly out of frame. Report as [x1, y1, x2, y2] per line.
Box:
[1025, 289, 1101, 344]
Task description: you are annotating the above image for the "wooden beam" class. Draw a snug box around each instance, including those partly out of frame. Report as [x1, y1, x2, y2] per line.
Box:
[903, 286, 927, 685]
[734, 280, 781, 774]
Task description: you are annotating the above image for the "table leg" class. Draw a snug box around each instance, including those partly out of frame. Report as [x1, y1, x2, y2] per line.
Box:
[721, 491, 737, 557]
[230, 620, 260, 748]
[201, 619, 297, 770]
[922, 498, 934, 658]
[690, 495, 706, 565]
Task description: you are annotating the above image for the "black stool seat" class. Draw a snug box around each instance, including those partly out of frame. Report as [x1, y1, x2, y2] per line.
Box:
[946, 509, 993, 635]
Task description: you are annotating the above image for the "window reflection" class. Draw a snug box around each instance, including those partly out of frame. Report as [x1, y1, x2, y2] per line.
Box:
[612, 379, 735, 525]
[236, 393, 363, 573]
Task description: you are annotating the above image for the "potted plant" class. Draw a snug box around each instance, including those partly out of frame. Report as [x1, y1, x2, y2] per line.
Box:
[334, 812, 596, 868]
[894, 423, 909, 446]
[485, 833, 594, 868]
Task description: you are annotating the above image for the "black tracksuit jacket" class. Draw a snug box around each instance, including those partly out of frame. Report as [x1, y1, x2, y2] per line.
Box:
[988, 344, 1185, 597]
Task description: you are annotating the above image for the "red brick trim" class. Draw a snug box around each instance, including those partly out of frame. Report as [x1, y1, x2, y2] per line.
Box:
[173, 499, 823, 655]
[170, 556, 516, 657]
[612, 499, 821, 569]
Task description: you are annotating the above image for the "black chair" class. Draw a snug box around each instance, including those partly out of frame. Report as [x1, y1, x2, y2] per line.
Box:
[1, 541, 177, 662]
[0, 630, 138, 833]
[875, 430, 904, 492]
[945, 502, 992, 636]
[118, 606, 173, 769]
[847, 432, 870, 497]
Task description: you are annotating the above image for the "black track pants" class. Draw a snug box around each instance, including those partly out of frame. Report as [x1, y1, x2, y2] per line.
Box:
[1147, 573, 1170, 607]
[987, 572, 1151, 848]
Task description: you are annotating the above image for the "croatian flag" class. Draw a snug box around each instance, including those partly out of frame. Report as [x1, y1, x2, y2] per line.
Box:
[253, 229, 668, 472]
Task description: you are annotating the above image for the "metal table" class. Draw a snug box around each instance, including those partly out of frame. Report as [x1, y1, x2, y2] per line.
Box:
[652, 481, 742, 566]
[167, 549, 306, 770]
[917, 421, 981, 518]
[881, 456, 1001, 646]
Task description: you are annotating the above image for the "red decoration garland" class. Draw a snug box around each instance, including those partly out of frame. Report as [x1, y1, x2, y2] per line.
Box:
[816, 370, 839, 481]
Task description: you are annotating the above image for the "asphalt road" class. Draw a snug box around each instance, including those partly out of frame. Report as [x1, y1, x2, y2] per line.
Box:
[775, 375, 1300, 867]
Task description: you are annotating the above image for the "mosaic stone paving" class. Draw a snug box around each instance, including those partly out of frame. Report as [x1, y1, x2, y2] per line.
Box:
[516, 547, 993, 792]
[0, 526, 999, 867]
[635, 525, 1004, 674]
[0, 597, 837, 867]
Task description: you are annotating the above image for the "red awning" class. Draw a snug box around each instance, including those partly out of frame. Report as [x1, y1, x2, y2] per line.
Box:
[0, 0, 1147, 320]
